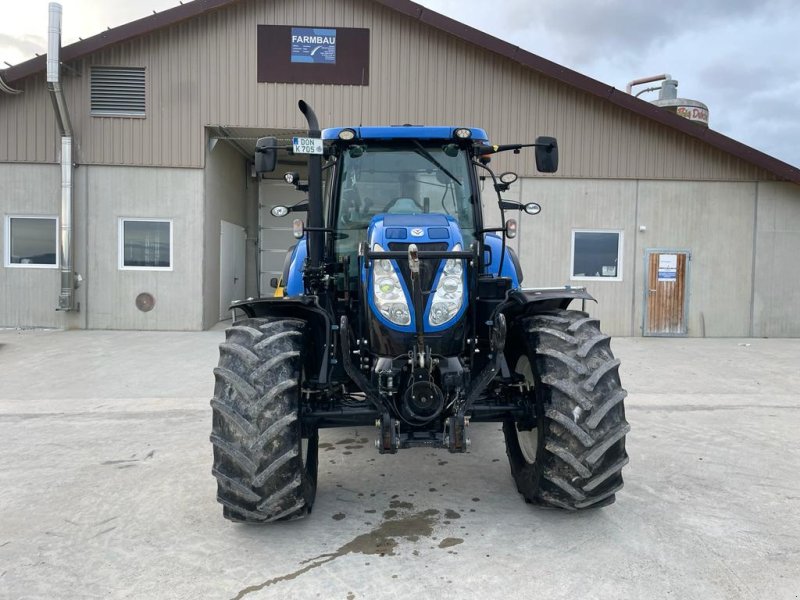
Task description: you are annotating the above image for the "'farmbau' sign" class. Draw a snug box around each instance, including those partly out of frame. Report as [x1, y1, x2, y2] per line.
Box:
[291, 28, 337, 64]
[258, 25, 369, 85]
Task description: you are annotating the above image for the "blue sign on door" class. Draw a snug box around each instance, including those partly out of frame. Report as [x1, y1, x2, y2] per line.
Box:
[291, 27, 337, 64]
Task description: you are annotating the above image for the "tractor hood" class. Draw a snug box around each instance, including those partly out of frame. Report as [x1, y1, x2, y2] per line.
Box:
[366, 213, 467, 333]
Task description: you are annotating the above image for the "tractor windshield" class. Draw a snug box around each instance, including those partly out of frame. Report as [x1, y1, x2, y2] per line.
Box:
[334, 143, 475, 271]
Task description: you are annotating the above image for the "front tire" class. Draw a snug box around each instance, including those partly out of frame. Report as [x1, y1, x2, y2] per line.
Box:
[210, 318, 318, 523]
[503, 309, 630, 510]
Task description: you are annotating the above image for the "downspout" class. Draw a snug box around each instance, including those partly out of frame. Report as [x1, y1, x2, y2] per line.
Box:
[47, 2, 78, 312]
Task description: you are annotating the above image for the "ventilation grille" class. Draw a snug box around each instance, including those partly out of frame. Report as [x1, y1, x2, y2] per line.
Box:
[90, 67, 146, 116]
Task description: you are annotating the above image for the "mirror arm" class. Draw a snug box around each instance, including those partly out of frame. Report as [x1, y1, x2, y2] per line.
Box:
[499, 200, 522, 211]
[290, 201, 309, 213]
[256, 144, 293, 153]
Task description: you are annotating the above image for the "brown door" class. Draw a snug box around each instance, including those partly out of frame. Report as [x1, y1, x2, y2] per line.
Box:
[644, 250, 689, 336]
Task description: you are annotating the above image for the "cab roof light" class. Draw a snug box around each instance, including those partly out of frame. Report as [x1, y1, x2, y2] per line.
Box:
[453, 128, 472, 139]
[338, 128, 357, 141]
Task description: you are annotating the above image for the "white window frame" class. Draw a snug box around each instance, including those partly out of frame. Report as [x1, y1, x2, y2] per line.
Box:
[4, 215, 60, 269]
[570, 229, 624, 282]
[118, 218, 173, 271]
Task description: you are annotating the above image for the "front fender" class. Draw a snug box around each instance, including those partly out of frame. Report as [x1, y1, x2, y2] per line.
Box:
[230, 295, 332, 384]
[495, 287, 596, 321]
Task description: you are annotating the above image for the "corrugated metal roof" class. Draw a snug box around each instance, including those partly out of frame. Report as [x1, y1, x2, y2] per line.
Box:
[1, 0, 798, 183]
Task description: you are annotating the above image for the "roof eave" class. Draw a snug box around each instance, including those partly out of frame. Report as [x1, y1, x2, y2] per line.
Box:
[1, 0, 240, 84]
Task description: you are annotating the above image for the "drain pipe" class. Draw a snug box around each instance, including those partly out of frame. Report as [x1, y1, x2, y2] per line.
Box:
[47, 2, 77, 312]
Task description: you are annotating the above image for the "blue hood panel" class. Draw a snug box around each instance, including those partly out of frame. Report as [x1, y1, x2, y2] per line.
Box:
[366, 213, 467, 333]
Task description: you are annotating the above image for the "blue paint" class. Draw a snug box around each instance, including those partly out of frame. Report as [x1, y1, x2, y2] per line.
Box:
[322, 126, 489, 142]
[482, 233, 521, 288]
[283, 238, 306, 297]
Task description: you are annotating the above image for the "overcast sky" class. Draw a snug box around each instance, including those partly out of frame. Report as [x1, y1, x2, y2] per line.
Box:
[2, 0, 798, 167]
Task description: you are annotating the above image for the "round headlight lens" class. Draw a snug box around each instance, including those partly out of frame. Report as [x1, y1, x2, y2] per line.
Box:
[454, 128, 472, 139]
[442, 277, 460, 294]
[430, 302, 459, 325]
[389, 303, 410, 324]
[338, 128, 356, 141]
[378, 278, 396, 294]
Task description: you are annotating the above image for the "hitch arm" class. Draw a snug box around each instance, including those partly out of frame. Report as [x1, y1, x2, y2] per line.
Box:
[407, 244, 426, 363]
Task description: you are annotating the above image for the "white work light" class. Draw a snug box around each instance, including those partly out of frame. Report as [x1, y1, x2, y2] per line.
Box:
[338, 128, 357, 141]
[453, 128, 472, 139]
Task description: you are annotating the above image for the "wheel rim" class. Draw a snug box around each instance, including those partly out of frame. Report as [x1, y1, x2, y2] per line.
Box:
[515, 355, 539, 464]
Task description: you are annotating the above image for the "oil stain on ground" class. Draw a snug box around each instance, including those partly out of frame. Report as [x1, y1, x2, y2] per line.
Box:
[231, 505, 447, 599]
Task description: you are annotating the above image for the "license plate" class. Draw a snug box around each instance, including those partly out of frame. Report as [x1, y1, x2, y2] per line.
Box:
[292, 137, 323, 155]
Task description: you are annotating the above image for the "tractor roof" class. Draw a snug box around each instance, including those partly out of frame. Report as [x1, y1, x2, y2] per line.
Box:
[322, 126, 489, 142]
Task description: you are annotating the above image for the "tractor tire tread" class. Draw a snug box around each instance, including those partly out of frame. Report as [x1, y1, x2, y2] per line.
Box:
[210, 317, 316, 523]
[504, 308, 629, 510]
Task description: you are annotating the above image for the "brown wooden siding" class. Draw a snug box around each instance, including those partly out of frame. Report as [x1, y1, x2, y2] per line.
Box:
[0, 0, 781, 181]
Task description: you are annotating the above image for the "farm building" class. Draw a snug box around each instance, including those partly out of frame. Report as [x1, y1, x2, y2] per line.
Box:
[1, 0, 799, 336]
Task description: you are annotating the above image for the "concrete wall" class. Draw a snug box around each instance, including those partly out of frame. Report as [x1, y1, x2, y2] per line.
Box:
[512, 178, 783, 337]
[753, 182, 800, 337]
[0, 163, 85, 329]
[515, 178, 637, 336]
[85, 166, 204, 330]
[202, 139, 251, 328]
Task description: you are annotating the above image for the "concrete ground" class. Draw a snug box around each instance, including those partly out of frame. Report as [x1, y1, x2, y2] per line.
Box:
[1, 328, 799, 600]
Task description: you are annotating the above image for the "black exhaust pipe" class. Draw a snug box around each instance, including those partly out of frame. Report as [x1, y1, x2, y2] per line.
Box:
[298, 100, 324, 270]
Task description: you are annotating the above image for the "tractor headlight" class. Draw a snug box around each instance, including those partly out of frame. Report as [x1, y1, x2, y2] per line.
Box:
[372, 244, 411, 326]
[429, 244, 464, 326]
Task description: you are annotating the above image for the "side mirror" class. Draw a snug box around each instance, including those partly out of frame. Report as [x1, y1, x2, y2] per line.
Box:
[255, 136, 278, 173]
[534, 136, 558, 173]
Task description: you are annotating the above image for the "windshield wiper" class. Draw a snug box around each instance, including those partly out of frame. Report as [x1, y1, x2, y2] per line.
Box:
[412, 140, 461, 186]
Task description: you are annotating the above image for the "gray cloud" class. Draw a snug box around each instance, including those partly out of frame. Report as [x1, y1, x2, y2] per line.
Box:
[497, 0, 792, 65]
[0, 32, 45, 59]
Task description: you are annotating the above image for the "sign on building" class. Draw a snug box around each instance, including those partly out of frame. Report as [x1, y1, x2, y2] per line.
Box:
[258, 25, 369, 85]
[290, 28, 337, 64]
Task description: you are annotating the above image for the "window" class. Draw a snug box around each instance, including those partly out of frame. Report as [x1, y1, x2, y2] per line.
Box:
[571, 230, 623, 281]
[4, 216, 59, 268]
[91, 66, 146, 117]
[119, 219, 172, 270]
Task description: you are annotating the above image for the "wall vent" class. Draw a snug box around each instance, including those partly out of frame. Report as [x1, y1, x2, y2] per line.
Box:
[90, 66, 146, 116]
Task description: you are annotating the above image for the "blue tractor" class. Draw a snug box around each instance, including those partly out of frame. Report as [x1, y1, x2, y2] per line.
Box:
[210, 101, 629, 522]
